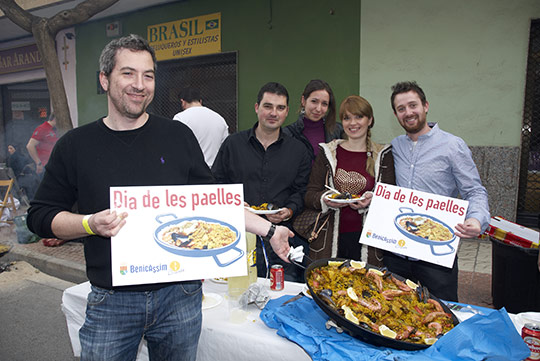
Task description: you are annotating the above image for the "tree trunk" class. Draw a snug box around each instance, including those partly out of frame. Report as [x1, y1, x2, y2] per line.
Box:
[0, 0, 120, 133]
[32, 19, 72, 133]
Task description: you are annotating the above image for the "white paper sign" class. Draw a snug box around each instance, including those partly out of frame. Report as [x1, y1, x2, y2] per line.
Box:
[110, 184, 246, 286]
[360, 183, 469, 268]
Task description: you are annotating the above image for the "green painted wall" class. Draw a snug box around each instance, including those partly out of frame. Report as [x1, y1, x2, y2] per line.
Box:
[360, 0, 540, 147]
[75, 0, 360, 130]
[76, 0, 539, 146]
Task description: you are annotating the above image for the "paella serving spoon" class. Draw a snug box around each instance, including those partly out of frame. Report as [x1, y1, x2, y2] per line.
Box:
[282, 293, 305, 305]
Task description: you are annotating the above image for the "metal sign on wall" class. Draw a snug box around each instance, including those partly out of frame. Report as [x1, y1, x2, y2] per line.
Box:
[0, 43, 43, 75]
[147, 12, 221, 61]
[148, 13, 221, 61]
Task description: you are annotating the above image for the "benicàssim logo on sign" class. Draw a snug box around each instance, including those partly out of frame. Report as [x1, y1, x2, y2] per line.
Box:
[120, 265, 128, 275]
[169, 261, 181, 272]
[119, 263, 168, 275]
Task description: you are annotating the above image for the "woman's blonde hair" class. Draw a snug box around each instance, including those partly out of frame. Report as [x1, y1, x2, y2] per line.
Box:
[339, 95, 375, 176]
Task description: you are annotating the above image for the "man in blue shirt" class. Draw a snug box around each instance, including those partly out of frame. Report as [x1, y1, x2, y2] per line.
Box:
[384, 81, 490, 301]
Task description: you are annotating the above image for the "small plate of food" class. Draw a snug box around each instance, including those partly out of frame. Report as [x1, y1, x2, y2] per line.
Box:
[211, 277, 228, 284]
[324, 191, 372, 204]
[245, 203, 283, 215]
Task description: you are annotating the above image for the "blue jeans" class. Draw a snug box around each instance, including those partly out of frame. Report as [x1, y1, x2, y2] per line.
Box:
[80, 281, 202, 361]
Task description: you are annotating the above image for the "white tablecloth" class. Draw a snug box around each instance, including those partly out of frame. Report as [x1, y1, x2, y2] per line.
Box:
[61, 278, 311, 361]
[62, 278, 531, 361]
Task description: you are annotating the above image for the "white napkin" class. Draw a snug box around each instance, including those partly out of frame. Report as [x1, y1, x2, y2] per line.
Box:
[287, 245, 305, 263]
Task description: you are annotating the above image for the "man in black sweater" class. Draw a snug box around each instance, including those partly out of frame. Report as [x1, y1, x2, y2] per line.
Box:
[27, 34, 291, 361]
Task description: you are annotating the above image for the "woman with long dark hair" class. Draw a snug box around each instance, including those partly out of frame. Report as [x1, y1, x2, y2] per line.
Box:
[284, 79, 343, 161]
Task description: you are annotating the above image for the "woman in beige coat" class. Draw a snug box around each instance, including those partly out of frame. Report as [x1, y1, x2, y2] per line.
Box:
[304, 95, 395, 264]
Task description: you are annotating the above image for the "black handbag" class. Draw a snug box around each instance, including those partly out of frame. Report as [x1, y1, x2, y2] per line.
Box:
[294, 169, 333, 242]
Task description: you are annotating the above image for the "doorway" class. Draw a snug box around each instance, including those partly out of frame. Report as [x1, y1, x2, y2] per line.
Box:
[149, 51, 238, 133]
[517, 19, 540, 228]
[0, 79, 50, 163]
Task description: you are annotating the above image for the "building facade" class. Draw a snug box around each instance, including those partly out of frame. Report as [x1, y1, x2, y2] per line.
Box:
[1, 0, 539, 224]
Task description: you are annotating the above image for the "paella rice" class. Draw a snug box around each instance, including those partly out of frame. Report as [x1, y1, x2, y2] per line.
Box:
[329, 193, 360, 199]
[398, 216, 453, 241]
[251, 203, 269, 210]
[161, 220, 237, 250]
[308, 261, 456, 345]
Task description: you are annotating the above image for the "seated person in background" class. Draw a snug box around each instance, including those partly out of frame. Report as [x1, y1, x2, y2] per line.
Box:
[303, 95, 394, 264]
[213, 82, 312, 282]
[7, 144, 29, 176]
[283, 79, 343, 162]
[7, 144, 39, 201]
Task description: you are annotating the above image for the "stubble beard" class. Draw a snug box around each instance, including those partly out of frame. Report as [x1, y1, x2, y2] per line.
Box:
[113, 92, 152, 119]
[401, 115, 427, 135]
[260, 117, 282, 132]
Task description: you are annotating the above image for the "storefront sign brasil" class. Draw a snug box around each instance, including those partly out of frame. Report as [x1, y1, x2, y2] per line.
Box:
[147, 12, 221, 61]
[0, 43, 43, 75]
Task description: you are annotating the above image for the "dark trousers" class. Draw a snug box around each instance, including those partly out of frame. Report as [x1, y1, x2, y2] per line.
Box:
[256, 233, 306, 283]
[383, 251, 459, 302]
[337, 231, 362, 260]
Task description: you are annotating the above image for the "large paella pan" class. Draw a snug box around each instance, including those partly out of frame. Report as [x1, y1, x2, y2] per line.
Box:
[305, 258, 459, 350]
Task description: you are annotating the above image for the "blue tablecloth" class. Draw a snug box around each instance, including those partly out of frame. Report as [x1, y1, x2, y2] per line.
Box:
[260, 295, 529, 361]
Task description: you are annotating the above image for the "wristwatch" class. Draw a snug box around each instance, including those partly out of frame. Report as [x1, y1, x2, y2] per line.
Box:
[262, 224, 276, 242]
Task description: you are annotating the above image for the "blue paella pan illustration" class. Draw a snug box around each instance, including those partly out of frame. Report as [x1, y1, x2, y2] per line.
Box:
[154, 214, 243, 267]
[394, 207, 456, 256]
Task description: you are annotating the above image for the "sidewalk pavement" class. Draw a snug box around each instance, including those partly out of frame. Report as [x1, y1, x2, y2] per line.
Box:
[0, 261, 77, 360]
[0, 211, 494, 308]
[457, 239, 493, 308]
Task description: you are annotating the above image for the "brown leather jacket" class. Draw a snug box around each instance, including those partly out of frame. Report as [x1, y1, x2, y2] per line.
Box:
[303, 139, 395, 261]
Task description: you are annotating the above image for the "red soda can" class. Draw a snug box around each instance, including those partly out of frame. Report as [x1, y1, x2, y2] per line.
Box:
[522, 323, 540, 360]
[270, 264, 284, 291]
